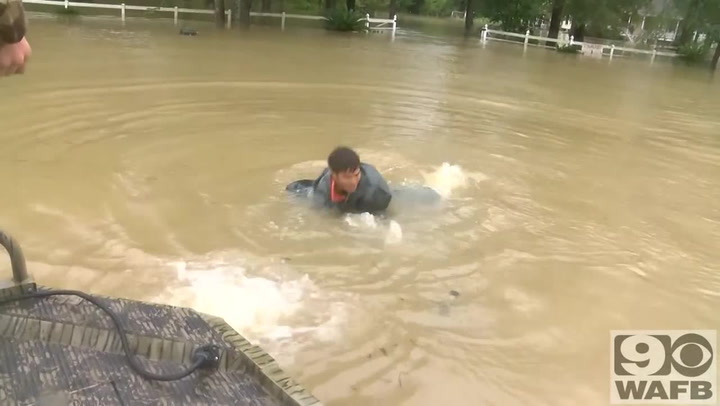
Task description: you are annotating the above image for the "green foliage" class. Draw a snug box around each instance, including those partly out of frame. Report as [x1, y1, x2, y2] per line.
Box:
[419, 0, 458, 17]
[54, 6, 81, 22]
[678, 41, 710, 63]
[566, 0, 649, 28]
[556, 43, 581, 53]
[324, 9, 367, 31]
[54, 7, 81, 15]
[479, 0, 545, 32]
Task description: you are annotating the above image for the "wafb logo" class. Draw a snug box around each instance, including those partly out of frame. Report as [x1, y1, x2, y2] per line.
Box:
[611, 330, 717, 404]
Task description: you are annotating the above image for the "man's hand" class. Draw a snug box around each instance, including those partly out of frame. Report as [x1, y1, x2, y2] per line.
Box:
[0, 36, 30, 76]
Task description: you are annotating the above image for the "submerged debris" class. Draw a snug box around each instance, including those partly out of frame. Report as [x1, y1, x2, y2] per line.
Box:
[449, 290, 460, 297]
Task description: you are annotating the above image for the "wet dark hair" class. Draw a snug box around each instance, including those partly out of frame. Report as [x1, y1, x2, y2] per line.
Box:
[328, 146, 360, 173]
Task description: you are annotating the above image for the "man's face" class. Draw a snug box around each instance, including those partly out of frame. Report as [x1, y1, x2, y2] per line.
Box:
[332, 168, 361, 194]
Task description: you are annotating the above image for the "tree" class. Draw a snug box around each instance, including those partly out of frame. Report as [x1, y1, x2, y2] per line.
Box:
[675, 0, 720, 69]
[215, 0, 226, 27]
[564, 0, 650, 41]
[239, 0, 253, 27]
[464, 0, 474, 36]
[262, 0, 272, 12]
[675, 0, 703, 46]
[389, 0, 398, 18]
[480, 0, 546, 32]
[546, 0, 566, 42]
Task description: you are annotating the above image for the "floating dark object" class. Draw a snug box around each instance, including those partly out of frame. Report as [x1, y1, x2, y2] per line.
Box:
[179, 28, 198, 36]
[449, 290, 460, 297]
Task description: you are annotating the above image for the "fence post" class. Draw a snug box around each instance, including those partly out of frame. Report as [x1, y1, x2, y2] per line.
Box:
[569, 35, 574, 46]
[174, 6, 178, 25]
[226, 8, 231, 28]
[121, 3, 125, 21]
[365, 13, 370, 30]
[64, 0, 68, 8]
[524, 29, 529, 46]
[392, 14, 396, 37]
[281, 11, 286, 31]
[610, 44, 615, 60]
[651, 48, 657, 64]
[481, 24, 488, 41]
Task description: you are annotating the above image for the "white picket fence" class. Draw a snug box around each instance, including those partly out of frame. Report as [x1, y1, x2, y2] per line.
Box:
[480, 24, 679, 62]
[23, 0, 398, 34]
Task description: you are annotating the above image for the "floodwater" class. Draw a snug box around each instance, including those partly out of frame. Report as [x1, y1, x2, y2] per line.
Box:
[2, 14, 720, 405]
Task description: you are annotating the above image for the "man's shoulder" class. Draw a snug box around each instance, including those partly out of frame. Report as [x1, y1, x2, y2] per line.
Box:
[359, 163, 390, 190]
[312, 167, 331, 191]
[360, 162, 383, 178]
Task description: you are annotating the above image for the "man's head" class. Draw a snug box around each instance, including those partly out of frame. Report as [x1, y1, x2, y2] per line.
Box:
[328, 146, 361, 194]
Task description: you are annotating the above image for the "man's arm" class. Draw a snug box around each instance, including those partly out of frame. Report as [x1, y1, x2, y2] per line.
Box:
[358, 186, 392, 214]
[0, 0, 27, 45]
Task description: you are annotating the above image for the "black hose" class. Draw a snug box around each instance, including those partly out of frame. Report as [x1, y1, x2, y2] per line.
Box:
[0, 290, 220, 382]
[0, 230, 28, 283]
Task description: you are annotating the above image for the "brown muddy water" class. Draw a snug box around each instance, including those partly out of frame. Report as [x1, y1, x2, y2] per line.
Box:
[2, 14, 719, 405]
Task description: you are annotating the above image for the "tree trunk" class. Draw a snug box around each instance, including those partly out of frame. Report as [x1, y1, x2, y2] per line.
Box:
[571, 22, 585, 42]
[463, 0, 473, 37]
[261, 0, 271, 12]
[324, 0, 336, 11]
[711, 42, 720, 71]
[678, 22, 696, 46]
[545, 0, 565, 46]
[346, 0, 355, 11]
[239, 0, 252, 27]
[214, 0, 226, 28]
[388, 0, 397, 19]
[677, 0, 701, 46]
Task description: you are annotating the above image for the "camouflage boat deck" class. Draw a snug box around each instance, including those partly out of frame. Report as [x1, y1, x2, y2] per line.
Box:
[0, 233, 321, 406]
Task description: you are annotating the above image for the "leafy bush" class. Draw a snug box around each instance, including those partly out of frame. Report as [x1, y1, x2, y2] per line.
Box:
[324, 9, 367, 32]
[556, 44, 581, 53]
[54, 6, 81, 22]
[678, 42, 710, 63]
[54, 7, 80, 16]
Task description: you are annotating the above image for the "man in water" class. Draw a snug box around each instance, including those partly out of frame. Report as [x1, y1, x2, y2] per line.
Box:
[311, 146, 392, 214]
[0, 0, 32, 76]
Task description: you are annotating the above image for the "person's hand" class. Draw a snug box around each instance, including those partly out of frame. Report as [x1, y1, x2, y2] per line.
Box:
[0, 36, 31, 76]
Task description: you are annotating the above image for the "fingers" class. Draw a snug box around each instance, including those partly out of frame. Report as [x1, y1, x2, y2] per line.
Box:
[0, 62, 23, 76]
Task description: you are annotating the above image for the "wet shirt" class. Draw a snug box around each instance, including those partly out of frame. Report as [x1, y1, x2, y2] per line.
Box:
[0, 0, 26, 45]
[311, 163, 392, 214]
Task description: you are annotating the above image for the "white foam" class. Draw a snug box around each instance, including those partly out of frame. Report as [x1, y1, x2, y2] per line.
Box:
[421, 162, 470, 198]
[344, 212, 378, 229]
[152, 255, 349, 347]
[343, 212, 404, 245]
[385, 220, 403, 245]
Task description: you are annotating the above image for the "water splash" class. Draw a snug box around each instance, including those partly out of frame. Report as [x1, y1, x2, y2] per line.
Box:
[385, 220, 403, 245]
[152, 255, 350, 347]
[343, 212, 404, 245]
[343, 212, 379, 229]
[421, 162, 470, 198]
